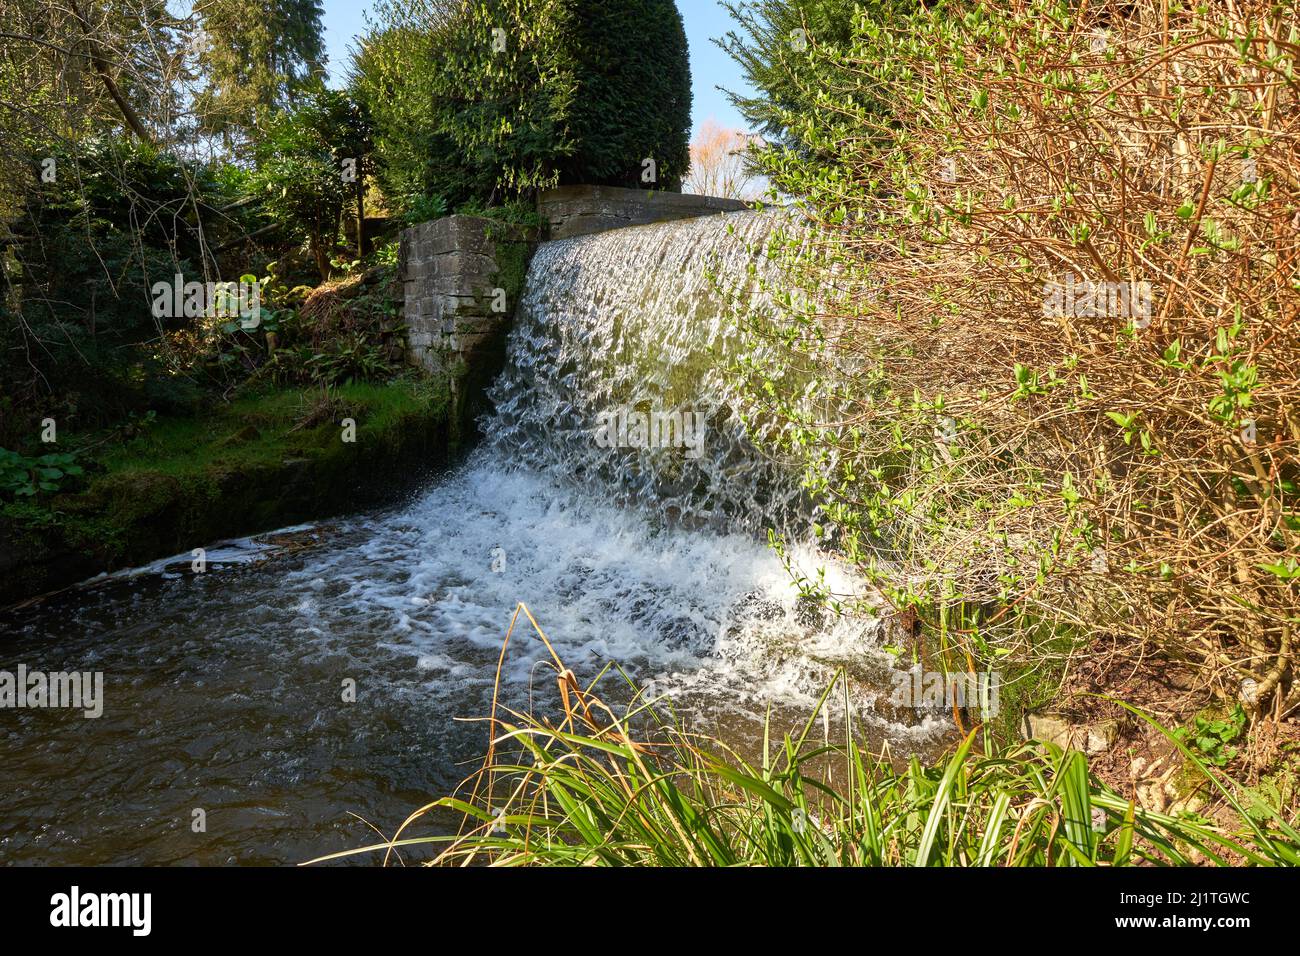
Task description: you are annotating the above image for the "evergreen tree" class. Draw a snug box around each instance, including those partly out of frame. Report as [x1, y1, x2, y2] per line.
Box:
[416, 0, 692, 201]
[193, 0, 327, 142]
[717, 0, 908, 153]
[558, 0, 692, 190]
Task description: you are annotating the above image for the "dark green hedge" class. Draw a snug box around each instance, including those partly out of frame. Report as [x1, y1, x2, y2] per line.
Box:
[353, 0, 692, 215]
[557, 0, 693, 190]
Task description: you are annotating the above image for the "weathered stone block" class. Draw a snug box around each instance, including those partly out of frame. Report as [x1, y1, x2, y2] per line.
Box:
[538, 184, 748, 240]
[399, 215, 538, 380]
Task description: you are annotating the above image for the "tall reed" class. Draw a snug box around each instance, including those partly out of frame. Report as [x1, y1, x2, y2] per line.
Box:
[306, 605, 1300, 867]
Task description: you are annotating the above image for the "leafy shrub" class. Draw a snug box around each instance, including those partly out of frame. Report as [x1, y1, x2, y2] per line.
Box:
[728, 0, 1300, 721]
[0, 448, 84, 498]
[218, 264, 407, 389]
[401, 193, 449, 227]
[1175, 708, 1249, 768]
[248, 86, 373, 278]
[354, 0, 692, 214]
[3, 139, 230, 435]
[350, 6, 479, 213]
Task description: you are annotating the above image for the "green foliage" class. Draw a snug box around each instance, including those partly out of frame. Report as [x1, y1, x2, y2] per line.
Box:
[1174, 707, 1249, 768]
[193, 0, 327, 142]
[258, 334, 403, 388]
[402, 194, 450, 227]
[204, 262, 406, 389]
[1245, 756, 1299, 823]
[311, 652, 1300, 867]
[553, 0, 692, 189]
[718, 0, 913, 187]
[354, 0, 692, 216]
[436, 0, 691, 193]
[0, 1, 183, 163]
[248, 86, 374, 278]
[0, 448, 84, 498]
[718, 0, 862, 145]
[455, 197, 544, 228]
[349, 5, 478, 213]
[3, 138, 230, 437]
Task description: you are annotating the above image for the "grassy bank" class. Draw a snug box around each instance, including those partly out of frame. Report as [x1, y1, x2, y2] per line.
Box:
[0, 376, 452, 605]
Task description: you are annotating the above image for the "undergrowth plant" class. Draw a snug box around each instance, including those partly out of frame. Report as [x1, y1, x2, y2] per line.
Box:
[309, 606, 1300, 867]
[0, 448, 83, 498]
[724, 0, 1300, 726]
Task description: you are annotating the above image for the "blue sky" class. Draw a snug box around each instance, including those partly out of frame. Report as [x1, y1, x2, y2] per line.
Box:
[319, 1, 755, 139]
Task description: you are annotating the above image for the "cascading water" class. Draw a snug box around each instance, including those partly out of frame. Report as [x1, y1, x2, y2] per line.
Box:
[488, 210, 804, 534]
[0, 211, 947, 866]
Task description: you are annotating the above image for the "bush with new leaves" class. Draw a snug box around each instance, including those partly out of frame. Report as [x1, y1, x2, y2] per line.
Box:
[734, 0, 1300, 723]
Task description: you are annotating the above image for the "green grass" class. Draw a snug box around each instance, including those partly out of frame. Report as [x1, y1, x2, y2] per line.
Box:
[93, 379, 446, 478]
[0, 376, 451, 603]
[307, 605, 1300, 868]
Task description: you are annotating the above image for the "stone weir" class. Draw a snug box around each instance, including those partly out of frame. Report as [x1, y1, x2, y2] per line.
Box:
[398, 185, 749, 442]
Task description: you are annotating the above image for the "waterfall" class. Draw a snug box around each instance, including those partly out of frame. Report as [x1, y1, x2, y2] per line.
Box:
[460, 211, 939, 734]
[486, 210, 805, 535]
[0, 211, 947, 866]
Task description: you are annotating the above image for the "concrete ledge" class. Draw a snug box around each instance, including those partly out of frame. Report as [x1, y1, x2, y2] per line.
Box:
[538, 184, 748, 240]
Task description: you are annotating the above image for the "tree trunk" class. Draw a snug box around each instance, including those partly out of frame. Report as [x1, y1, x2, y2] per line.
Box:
[67, 0, 154, 145]
[311, 223, 329, 280]
[355, 175, 367, 258]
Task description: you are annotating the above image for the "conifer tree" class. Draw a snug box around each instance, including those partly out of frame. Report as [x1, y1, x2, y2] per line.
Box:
[193, 0, 327, 142]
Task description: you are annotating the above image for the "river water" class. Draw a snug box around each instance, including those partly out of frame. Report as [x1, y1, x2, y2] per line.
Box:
[0, 212, 947, 865]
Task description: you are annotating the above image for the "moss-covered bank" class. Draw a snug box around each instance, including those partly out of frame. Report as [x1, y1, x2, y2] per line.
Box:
[0, 377, 453, 606]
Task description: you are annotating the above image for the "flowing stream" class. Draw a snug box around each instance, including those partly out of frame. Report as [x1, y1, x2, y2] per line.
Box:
[0, 211, 948, 865]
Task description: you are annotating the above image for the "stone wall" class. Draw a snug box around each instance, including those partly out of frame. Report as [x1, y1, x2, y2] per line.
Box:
[400, 215, 536, 375]
[538, 184, 748, 240]
[400, 214, 537, 441]
[400, 189, 749, 440]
